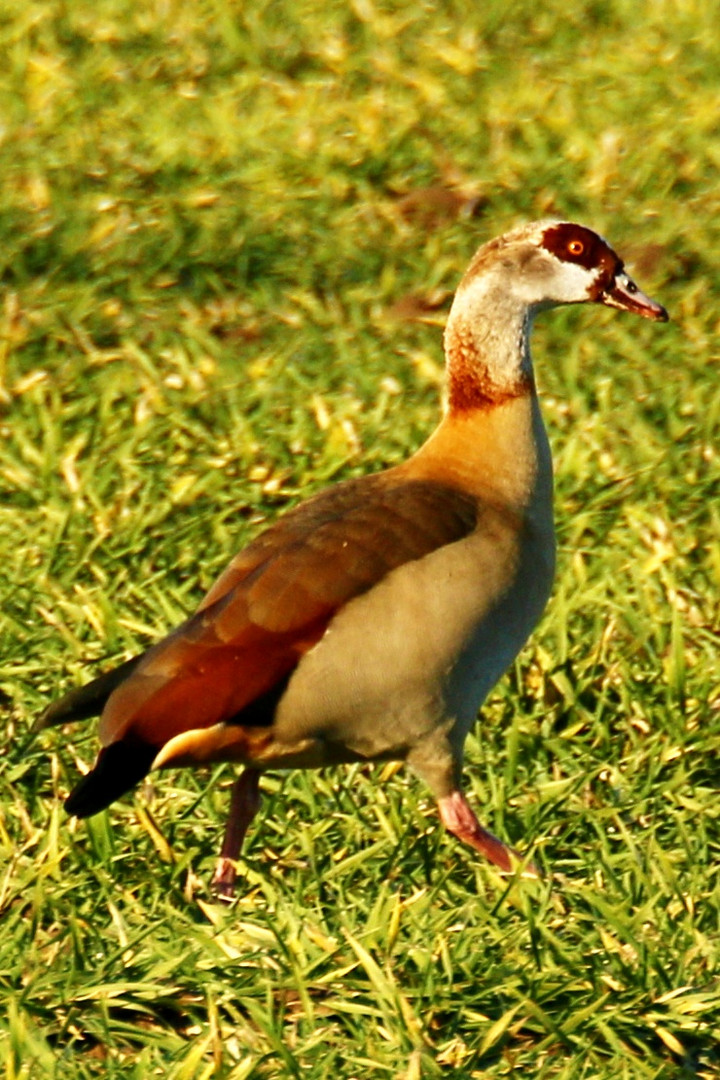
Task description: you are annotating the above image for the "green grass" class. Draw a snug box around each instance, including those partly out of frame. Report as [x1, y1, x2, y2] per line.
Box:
[2, 0, 720, 1076]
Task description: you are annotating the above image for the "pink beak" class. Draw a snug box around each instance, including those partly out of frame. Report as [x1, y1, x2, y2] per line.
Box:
[601, 272, 668, 322]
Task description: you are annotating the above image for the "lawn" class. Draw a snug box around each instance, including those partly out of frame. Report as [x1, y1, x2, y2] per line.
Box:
[1, 0, 719, 1077]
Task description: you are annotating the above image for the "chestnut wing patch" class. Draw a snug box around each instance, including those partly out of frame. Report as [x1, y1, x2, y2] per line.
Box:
[99, 475, 478, 749]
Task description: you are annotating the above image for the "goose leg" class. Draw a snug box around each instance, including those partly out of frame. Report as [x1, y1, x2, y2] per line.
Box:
[211, 768, 261, 900]
[437, 789, 539, 878]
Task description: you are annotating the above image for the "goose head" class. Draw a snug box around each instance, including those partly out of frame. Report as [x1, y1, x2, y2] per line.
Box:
[457, 220, 668, 322]
[444, 221, 668, 413]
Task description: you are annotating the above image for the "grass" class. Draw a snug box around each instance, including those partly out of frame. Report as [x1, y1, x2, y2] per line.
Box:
[1, 0, 720, 1076]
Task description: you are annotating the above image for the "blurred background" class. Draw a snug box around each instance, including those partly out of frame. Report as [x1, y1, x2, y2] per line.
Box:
[1, 1, 718, 1077]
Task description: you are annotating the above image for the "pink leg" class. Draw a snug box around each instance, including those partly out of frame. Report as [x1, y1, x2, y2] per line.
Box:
[211, 768, 261, 900]
[438, 790, 539, 878]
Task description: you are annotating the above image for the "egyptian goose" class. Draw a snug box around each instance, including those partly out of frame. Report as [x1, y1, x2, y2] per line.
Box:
[40, 221, 667, 895]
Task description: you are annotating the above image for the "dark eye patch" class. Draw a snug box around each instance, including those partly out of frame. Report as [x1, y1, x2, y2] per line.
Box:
[542, 222, 622, 296]
[543, 222, 619, 269]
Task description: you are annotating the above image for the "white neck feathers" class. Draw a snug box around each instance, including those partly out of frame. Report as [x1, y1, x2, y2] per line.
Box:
[443, 275, 535, 414]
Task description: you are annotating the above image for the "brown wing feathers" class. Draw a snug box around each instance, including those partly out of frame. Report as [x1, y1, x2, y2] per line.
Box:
[54, 475, 478, 817]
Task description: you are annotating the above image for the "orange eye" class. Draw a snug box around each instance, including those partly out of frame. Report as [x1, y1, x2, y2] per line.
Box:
[567, 239, 585, 256]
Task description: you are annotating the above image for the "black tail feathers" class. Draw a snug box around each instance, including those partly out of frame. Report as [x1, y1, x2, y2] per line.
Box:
[65, 740, 157, 818]
[37, 655, 143, 732]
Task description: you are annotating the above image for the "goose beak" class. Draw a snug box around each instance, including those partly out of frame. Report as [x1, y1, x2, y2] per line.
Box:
[600, 272, 669, 322]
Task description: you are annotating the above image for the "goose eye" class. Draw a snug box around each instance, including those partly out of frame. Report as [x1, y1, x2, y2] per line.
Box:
[567, 239, 585, 256]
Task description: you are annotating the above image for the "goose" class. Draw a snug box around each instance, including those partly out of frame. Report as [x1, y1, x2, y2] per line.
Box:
[40, 221, 668, 895]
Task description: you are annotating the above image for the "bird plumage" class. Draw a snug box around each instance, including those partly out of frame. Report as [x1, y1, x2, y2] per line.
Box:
[41, 220, 668, 893]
